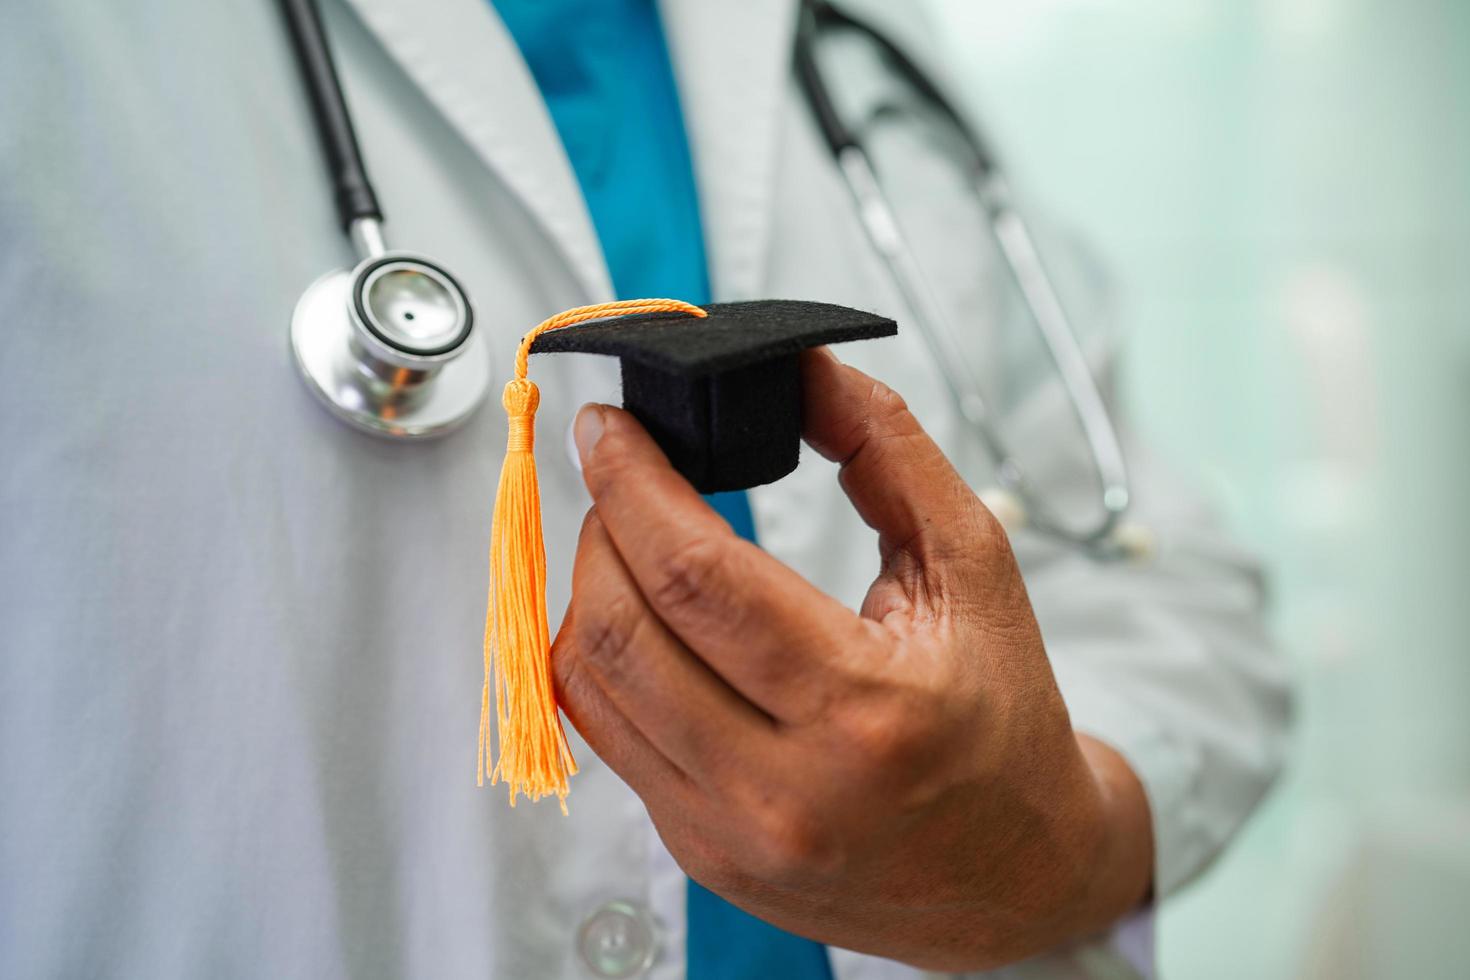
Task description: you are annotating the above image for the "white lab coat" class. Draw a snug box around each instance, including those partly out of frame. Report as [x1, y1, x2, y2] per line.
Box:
[0, 1, 1287, 978]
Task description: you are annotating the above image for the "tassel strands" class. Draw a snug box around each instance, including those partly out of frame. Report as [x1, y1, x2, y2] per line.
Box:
[481, 299, 708, 810]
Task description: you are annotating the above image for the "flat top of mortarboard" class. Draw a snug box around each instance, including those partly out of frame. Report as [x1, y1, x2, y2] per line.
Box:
[527, 299, 896, 375]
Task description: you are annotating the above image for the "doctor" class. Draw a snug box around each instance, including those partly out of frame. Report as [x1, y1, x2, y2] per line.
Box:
[0, 1, 1288, 978]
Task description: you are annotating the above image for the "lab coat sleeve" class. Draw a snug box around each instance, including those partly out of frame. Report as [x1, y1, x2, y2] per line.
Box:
[1006, 342, 1293, 900]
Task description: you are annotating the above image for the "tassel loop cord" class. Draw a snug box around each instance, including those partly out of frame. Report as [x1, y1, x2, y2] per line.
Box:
[513, 299, 708, 380]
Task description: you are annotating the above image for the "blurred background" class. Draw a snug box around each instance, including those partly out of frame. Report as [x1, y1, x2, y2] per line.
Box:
[922, 0, 1470, 975]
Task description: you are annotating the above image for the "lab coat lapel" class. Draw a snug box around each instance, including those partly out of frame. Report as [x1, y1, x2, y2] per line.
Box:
[342, 0, 614, 302]
[659, 0, 801, 302]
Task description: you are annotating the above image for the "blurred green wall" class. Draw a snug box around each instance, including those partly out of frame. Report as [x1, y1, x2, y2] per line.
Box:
[922, 1, 1470, 975]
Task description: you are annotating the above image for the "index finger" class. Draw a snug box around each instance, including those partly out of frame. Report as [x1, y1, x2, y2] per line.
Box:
[572, 403, 878, 723]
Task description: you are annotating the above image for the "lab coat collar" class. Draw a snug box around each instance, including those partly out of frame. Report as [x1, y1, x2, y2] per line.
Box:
[342, 0, 800, 306]
[342, 0, 615, 303]
[659, 0, 801, 302]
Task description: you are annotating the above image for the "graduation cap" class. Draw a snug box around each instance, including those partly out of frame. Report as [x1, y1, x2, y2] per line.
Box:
[479, 298, 897, 810]
[530, 298, 897, 492]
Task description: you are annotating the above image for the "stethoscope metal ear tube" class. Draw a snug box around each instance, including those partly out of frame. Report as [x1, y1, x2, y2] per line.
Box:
[979, 174, 1131, 539]
[279, 0, 489, 438]
[797, 0, 1135, 556]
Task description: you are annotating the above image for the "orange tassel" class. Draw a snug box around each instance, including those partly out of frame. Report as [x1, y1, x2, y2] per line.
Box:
[481, 299, 707, 809]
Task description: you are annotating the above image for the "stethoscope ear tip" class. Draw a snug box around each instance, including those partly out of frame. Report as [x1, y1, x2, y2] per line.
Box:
[1108, 521, 1158, 565]
[979, 487, 1028, 533]
[980, 485, 1156, 564]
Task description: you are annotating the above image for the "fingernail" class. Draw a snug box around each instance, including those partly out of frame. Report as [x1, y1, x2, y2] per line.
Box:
[573, 404, 606, 464]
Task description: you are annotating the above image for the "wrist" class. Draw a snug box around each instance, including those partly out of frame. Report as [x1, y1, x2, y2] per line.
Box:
[944, 734, 1154, 971]
[1073, 734, 1155, 929]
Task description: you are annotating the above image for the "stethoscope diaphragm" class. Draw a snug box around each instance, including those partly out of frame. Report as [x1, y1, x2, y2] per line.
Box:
[290, 247, 489, 438]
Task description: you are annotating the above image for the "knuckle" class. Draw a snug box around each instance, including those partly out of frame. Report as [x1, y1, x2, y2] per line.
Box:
[755, 802, 843, 879]
[866, 379, 911, 424]
[574, 594, 644, 680]
[672, 835, 737, 892]
[549, 632, 580, 699]
[577, 507, 603, 540]
[650, 535, 730, 616]
[844, 699, 928, 773]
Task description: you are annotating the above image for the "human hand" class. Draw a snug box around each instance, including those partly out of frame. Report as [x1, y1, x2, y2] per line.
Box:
[552, 349, 1152, 970]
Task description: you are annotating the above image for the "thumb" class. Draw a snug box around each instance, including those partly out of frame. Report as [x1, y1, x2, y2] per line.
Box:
[800, 348, 1006, 580]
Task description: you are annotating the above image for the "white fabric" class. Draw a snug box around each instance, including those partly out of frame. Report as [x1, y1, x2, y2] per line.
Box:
[0, 0, 1287, 977]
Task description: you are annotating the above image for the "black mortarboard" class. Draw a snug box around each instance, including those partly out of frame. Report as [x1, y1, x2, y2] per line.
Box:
[529, 299, 897, 492]
[481, 298, 895, 810]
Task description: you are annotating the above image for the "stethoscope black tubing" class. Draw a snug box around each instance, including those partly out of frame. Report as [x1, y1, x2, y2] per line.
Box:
[796, 0, 999, 177]
[278, 0, 383, 231]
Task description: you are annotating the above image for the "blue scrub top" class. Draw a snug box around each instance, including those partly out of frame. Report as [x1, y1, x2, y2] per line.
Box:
[492, 1, 832, 977]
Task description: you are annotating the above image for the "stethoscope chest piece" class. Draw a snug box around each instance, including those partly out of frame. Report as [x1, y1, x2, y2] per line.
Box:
[290, 251, 489, 438]
[279, 0, 489, 440]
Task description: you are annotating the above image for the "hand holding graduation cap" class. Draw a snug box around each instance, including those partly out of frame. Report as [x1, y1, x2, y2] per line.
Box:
[552, 349, 1154, 970]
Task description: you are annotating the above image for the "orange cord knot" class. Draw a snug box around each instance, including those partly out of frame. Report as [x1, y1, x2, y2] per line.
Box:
[504, 381, 539, 454]
[503, 378, 540, 417]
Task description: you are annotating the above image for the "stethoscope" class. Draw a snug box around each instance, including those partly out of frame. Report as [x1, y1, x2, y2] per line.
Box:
[281, 0, 487, 438]
[796, 0, 1133, 554]
[280, 0, 1138, 556]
